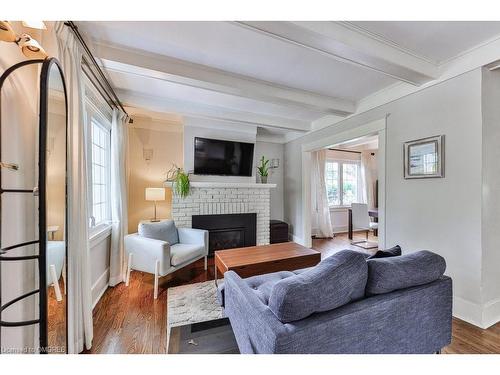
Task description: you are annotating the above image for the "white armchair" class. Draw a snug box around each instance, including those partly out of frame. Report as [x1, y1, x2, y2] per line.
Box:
[124, 221, 208, 299]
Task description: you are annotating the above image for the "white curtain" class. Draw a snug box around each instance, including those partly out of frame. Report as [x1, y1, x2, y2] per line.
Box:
[360, 151, 376, 209]
[54, 22, 93, 353]
[311, 150, 334, 238]
[109, 109, 129, 286]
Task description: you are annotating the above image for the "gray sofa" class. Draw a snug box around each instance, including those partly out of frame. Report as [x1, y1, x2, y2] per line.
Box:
[222, 249, 452, 354]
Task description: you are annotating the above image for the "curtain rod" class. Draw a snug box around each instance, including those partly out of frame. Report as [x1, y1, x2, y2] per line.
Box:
[328, 148, 361, 154]
[64, 21, 130, 120]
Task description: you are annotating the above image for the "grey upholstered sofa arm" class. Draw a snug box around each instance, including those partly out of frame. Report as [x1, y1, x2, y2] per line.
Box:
[224, 271, 287, 354]
[177, 228, 209, 255]
[124, 233, 171, 275]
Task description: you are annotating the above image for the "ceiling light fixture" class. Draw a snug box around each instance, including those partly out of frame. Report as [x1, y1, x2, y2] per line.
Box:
[0, 21, 48, 59]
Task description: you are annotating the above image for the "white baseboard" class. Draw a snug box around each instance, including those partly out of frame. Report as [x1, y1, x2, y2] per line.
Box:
[92, 268, 110, 309]
[482, 297, 500, 328]
[453, 295, 500, 329]
[333, 226, 348, 234]
[453, 296, 483, 328]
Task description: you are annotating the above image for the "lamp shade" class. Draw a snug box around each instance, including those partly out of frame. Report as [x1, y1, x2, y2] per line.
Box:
[0, 21, 17, 42]
[145, 187, 165, 201]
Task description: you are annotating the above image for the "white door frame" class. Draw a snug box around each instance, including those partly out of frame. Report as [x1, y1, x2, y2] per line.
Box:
[300, 117, 387, 248]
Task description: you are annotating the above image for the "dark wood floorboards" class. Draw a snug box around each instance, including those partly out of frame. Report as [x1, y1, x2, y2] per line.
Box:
[84, 233, 500, 354]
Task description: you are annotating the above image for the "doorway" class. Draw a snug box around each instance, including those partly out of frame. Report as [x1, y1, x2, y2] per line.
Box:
[301, 118, 386, 249]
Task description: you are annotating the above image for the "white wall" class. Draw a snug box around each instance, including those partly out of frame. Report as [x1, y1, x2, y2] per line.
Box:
[183, 117, 257, 183]
[285, 69, 485, 326]
[254, 141, 284, 220]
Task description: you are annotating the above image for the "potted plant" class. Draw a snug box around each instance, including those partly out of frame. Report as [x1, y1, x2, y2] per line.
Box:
[257, 156, 270, 184]
[165, 164, 191, 198]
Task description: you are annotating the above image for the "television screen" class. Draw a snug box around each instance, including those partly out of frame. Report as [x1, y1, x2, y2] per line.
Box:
[194, 137, 255, 176]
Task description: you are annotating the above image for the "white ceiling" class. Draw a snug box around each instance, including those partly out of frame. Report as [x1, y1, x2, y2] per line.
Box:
[80, 21, 394, 100]
[350, 21, 500, 64]
[76, 21, 500, 142]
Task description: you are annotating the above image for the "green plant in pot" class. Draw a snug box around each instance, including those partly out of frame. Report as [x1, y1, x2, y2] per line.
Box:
[257, 156, 270, 184]
[165, 164, 191, 198]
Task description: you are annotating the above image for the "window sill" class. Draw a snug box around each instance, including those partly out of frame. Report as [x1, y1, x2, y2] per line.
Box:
[89, 223, 112, 248]
[329, 206, 351, 212]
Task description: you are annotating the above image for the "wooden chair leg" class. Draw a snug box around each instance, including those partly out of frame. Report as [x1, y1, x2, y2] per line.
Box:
[154, 260, 160, 300]
[50, 264, 62, 302]
[204, 256, 207, 271]
[126, 253, 133, 286]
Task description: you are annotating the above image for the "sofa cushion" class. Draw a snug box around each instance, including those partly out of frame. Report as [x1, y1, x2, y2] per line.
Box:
[170, 243, 205, 266]
[217, 270, 309, 308]
[367, 245, 402, 259]
[366, 250, 446, 296]
[268, 250, 368, 323]
[139, 220, 179, 245]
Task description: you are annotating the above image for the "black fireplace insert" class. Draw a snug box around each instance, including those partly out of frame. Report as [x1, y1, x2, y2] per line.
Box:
[192, 213, 257, 256]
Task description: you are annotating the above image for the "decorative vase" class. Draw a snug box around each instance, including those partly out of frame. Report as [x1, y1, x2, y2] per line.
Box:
[260, 175, 268, 184]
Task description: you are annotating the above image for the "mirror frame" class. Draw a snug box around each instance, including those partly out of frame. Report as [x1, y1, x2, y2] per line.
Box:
[39, 57, 68, 354]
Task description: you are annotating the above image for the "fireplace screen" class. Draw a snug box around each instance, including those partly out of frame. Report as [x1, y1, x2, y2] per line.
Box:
[209, 228, 245, 251]
[192, 213, 257, 256]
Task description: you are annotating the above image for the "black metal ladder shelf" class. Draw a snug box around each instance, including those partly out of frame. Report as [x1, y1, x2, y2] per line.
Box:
[0, 59, 47, 353]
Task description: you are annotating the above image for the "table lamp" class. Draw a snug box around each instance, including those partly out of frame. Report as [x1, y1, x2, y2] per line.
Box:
[145, 187, 165, 222]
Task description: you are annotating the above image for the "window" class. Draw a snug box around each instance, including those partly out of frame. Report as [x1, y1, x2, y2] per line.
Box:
[84, 95, 112, 234]
[89, 118, 111, 228]
[325, 160, 361, 207]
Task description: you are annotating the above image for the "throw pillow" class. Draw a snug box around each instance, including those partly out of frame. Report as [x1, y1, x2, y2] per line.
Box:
[138, 220, 179, 245]
[367, 245, 402, 259]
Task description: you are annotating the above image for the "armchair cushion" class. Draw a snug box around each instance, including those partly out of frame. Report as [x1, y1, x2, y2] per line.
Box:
[139, 220, 179, 245]
[170, 243, 206, 267]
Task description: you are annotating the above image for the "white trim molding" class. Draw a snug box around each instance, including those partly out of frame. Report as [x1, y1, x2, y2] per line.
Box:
[165, 181, 276, 189]
[92, 268, 110, 309]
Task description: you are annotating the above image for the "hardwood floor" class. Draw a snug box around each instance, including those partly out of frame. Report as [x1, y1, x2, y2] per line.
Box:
[47, 278, 67, 353]
[84, 233, 500, 354]
[84, 256, 215, 354]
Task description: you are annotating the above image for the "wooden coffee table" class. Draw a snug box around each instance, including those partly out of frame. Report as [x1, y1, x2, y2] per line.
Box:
[214, 242, 321, 284]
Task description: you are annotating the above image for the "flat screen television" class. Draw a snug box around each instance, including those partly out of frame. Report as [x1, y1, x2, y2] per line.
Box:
[194, 137, 254, 176]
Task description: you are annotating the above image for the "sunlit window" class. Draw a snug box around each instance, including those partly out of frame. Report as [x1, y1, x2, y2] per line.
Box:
[325, 160, 360, 207]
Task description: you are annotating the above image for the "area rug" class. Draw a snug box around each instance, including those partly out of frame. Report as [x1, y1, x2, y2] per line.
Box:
[167, 280, 224, 330]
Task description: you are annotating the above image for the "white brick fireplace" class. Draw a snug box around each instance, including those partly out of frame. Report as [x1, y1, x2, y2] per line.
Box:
[168, 182, 276, 245]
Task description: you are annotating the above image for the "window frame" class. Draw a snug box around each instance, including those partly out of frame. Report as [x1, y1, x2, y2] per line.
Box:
[85, 98, 112, 237]
[325, 158, 362, 208]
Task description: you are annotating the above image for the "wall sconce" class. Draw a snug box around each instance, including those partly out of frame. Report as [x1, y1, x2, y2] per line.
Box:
[0, 21, 48, 59]
[270, 158, 280, 169]
[143, 148, 154, 163]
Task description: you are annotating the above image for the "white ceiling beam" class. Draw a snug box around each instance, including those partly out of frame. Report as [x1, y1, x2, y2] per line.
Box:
[235, 21, 439, 86]
[117, 89, 311, 133]
[93, 42, 355, 116]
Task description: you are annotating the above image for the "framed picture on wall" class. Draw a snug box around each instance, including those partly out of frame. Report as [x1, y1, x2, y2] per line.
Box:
[404, 135, 445, 179]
